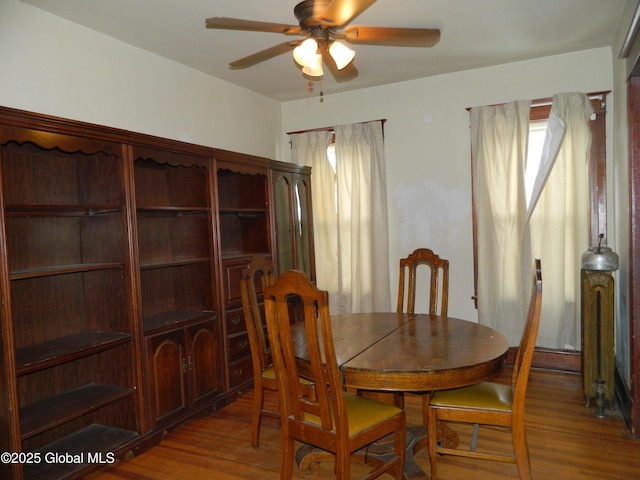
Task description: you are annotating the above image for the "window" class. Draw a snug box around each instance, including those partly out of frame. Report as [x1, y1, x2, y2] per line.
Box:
[326, 143, 338, 212]
[472, 94, 608, 309]
[525, 121, 547, 207]
[326, 143, 337, 173]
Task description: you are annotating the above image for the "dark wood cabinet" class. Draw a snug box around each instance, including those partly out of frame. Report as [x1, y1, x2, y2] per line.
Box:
[131, 142, 223, 430]
[215, 153, 272, 393]
[145, 316, 219, 427]
[0, 107, 314, 480]
[0, 113, 141, 480]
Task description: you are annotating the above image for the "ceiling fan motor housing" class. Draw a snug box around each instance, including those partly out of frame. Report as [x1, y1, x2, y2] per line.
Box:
[295, 0, 334, 28]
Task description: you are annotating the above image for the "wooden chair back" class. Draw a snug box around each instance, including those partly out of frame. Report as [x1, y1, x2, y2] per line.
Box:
[264, 270, 405, 479]
[264, 270, 342, 434]
[397, 248, 449, 316]
[240, 256, 275, 380]
[240, 256, 277, 448]
[511, 258, 543, 413]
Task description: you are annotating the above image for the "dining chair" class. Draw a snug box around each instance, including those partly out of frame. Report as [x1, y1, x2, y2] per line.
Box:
[239, 256, 314, 448]
[264, 270, 406, 480]
[427, 259, 543, 480]
[397, 247, 449, 316]
[396, 247, 449, 422]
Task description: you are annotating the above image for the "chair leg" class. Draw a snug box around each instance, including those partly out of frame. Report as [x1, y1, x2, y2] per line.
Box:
[282, 430, 295, 480]
[251, 387, 264, 448]
[394, 424, 406, 480]
[512, 427, 532, 480]
[335, 448, 351, 480]
[427, 407, 438, 480]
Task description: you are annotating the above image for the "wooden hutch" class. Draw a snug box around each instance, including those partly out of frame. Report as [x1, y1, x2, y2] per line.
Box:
[0, 106, 315, 480]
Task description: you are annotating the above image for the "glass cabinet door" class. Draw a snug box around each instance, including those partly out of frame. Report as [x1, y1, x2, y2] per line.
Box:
[294, 175, 312, 279]
[272, 167, 315, 282]
[274, 173, 294, 274]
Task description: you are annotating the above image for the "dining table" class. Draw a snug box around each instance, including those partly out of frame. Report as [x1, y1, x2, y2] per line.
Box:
[291, 311, 510, 480]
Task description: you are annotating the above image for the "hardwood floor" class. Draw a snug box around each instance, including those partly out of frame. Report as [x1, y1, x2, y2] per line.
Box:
[88, 368, 639, 479]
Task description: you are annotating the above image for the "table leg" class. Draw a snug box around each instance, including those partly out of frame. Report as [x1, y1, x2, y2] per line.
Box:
[355, 425, 429, 480]
[404, 425, 428, 479]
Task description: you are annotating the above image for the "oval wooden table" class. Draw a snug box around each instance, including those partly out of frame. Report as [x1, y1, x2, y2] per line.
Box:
[292, 312, 509, 479]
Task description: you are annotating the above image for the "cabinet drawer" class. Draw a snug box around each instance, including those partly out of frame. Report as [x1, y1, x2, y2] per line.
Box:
[227, 331, 251, 362]
[225, 308, 246, 335]
[228, 357, 253, 388]
[225, 305, 266, 336]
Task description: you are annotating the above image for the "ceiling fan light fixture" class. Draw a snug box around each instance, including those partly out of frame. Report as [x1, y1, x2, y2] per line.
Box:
[329, 41, 355, 70]
[293, 38, 319, 67]
[301, 53, 324, 77]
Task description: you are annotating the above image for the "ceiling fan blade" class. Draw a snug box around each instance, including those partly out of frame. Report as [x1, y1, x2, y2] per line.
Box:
[229, 41, 300, 69]
[342, 26, 440, 47]
[313, 0, 378, 27]
[321, 47, 358, 82]
[206, 17, 302, 36]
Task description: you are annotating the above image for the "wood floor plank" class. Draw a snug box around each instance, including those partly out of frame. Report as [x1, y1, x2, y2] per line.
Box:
[87, 368, 639, 479]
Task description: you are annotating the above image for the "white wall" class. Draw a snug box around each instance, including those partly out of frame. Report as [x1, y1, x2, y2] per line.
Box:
[0, 0, 618, 327]
[281, 47, 614, 323]
[0, 0, 281, 158]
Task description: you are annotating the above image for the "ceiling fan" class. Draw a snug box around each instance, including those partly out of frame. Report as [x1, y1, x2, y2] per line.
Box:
[205, 0, 440, 82]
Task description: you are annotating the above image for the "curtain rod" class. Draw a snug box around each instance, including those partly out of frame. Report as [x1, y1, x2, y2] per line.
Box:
[465, 91, 610, 111]
[286, 118, 386, 136]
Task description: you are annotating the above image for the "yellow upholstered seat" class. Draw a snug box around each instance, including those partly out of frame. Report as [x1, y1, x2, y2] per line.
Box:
[262, 365, 314, 387]
[303, 392, 405, 436]
[260, 365, 276, 380]
[430, 382, 513, 412]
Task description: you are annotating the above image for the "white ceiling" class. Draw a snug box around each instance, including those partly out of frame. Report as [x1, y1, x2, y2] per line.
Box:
[22, 0, 627, 102]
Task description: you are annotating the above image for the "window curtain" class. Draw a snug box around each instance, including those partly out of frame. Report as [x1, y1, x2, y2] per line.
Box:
[471, 100, 531, 345]
[334, 121, 391, 313]
[290, 130, 336, 293]
[291, 121, 391, 314]
[528, 93, 594, 349]
[472, 93, 593, 348]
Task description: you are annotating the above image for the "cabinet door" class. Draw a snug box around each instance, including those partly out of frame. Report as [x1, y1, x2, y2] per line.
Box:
[294, 174, 314, 280]
[186, 321, 221, 406]
[272, 170, 315, 281]
[147, 330, 187, 426]
[273, 172, 295, 274]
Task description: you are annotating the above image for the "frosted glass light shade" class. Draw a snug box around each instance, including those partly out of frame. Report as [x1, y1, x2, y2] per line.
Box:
[329, 41, 355, 70]
[302, 53, 323, 77]
[293, 38, 319, 67]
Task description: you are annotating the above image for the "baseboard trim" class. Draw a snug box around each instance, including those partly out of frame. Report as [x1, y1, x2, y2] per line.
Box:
[614, 361, 635, 437]
[505, 347, 581, 372]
